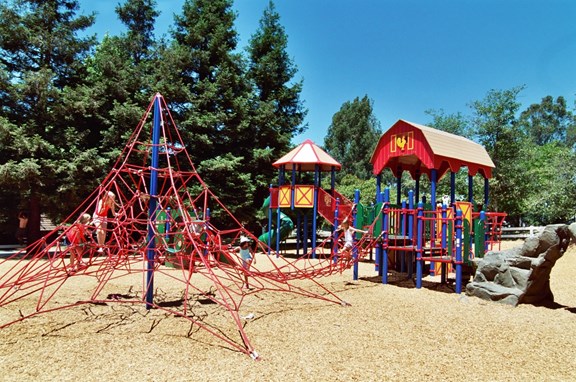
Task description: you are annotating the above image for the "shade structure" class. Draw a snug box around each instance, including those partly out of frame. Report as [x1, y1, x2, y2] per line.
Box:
[272, 139, 342, 172]
[370, 120, 495, 180]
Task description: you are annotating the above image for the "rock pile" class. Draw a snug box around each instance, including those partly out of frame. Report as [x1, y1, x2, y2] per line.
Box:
[465, 224, 574, 306]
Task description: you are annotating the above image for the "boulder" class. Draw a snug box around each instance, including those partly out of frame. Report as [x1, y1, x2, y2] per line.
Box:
[465, 224, 571, 306]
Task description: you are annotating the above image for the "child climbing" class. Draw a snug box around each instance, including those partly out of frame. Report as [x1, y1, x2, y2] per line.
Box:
[336, 217, 367, 257]
[65, 213, 92, 273]
[92, 191, 117, 251]
[231, 236, 256, 289]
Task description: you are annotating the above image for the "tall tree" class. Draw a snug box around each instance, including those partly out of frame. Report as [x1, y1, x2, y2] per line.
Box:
[324, 95, 382, 180]
[168, 0, 254, 226]
[0, 0, 97, 243]
[518, 95, 576, 147]
[83, 0, 161, 161]
[469, 86, 528, 222]
[246, 0, 307, 203]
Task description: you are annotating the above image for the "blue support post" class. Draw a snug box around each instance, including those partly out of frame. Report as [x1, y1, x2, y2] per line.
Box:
[267, 184, 273, 255]
[407, 190, 414, 278]
[312, 164, 319, 258]
[400, 199, 407, 273]
[416, 202, 424, 288]
[145, 94, 162, 309]
[430, 169, 437, 275]
[353, 189, 360, 281]
[382, 188, 390, 284]
[455, 209, 463, 293]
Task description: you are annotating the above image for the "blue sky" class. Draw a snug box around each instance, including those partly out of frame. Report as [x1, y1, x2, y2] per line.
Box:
[78, 0, 576, 145]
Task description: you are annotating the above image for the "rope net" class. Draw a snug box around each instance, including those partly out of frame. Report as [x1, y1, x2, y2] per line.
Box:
[0, 93, 364, 359]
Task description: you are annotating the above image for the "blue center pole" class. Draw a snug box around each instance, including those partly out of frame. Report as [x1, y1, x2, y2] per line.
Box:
[145, 94, 162, 309]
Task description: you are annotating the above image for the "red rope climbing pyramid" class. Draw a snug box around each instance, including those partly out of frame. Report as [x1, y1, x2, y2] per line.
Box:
[0, 93, 355, 359]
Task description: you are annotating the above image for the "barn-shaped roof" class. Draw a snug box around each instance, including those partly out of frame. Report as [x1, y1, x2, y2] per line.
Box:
[273, 139, 342, 172]
[370, 120, 495, 179]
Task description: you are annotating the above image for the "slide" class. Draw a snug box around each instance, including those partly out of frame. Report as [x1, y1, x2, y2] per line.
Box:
[258, 196, 294, 244]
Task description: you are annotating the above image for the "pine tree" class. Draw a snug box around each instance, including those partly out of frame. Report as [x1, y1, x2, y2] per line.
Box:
[246, 1, 308, 205]
[0, 0, 97, 243]
[83, 0, 161, 161]
[168, 0, 254, 226]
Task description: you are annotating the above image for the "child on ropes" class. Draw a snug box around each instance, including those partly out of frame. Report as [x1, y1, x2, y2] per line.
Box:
[65, 213, 92, 273]
[336, 217, 367, 257]
[92, 191, 117, 251]
[231, 236, 256, 289]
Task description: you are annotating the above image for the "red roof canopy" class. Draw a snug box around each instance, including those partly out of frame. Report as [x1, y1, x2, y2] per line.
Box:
[273, 139, 342, 172]
[370, 120, 495, 179]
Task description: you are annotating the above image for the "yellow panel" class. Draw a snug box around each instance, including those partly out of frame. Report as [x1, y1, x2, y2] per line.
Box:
[279, 186, 291, 208]
[455, 201, 472, 224]
[294, 185, 314, 208]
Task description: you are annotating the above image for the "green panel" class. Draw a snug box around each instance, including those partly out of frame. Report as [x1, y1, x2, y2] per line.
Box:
[474, 218, 486, 259]
[463, 219, 471, 264]
[355, 203, 365, 228]
[373, 202, 383, 236]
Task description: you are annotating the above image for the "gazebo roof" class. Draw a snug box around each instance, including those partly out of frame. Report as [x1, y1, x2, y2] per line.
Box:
[370, 120, 495, 179]
[273, 139, 342, 172]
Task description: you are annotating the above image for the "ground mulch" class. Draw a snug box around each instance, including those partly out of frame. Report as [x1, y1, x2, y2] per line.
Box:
[0, 240, 575, 381]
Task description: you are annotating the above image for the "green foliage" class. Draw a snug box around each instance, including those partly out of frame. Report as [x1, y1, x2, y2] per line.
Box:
[518, 95, 576, 147]
[246, 0, 307, 203]
[324, 95, 382, 181]
[425, 109, 470, 137]
[325, 173, 377, 206]
[0, 0, 98, 239]
[2, 0, 576, 242]
[468, 87, 528, 220]
[521, 143, 576, 224]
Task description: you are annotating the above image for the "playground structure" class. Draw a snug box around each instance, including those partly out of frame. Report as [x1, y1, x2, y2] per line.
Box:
[337, 120, 506, 292]
[0, 94, 355, 359]
[260, 120, 506, 293]
[0, 95, 506, 358]
[263, 139, 353, 256]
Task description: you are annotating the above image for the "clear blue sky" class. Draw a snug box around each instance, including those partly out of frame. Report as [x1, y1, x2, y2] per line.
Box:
[78, 0, 576, 145]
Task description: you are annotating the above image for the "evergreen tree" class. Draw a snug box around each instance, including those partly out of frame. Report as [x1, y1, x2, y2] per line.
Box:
[0, 0, 97, 243]
[324, 95, 382, 180]
[168, 0, 254, 226]
[246, 0, 307, 204]
[83, 0, 160, 161]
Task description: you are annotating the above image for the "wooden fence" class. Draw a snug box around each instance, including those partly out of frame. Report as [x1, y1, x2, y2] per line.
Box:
[500, 226, 544, 240]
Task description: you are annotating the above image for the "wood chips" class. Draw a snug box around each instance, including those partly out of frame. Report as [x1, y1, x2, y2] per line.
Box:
[0, 240, 575, 381]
